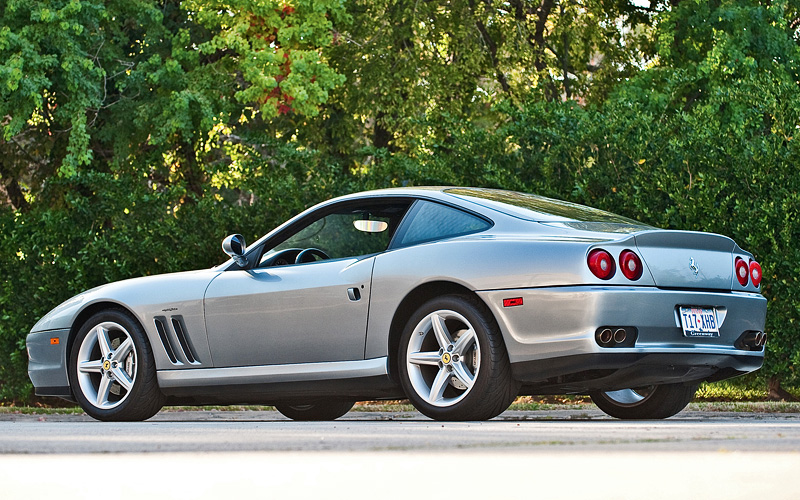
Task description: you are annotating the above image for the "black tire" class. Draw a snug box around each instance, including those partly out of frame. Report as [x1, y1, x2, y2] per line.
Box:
[68, 309, 165, 421]
[398, 294, 518, 421]
[590, 383, 698, 420]
[275, 400, 355, 421]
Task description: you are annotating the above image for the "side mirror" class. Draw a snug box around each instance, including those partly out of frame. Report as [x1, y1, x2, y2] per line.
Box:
[222, 234, 248, 267]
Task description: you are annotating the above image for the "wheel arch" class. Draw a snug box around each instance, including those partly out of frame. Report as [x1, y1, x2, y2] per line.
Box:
[67, 301, 146, 373]
[386, 281, 496, 384]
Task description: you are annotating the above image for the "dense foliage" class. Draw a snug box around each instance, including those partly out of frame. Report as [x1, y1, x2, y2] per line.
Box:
[1, 0, 798, 400]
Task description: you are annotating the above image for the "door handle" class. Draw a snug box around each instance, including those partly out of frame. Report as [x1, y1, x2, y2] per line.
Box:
[347, 287, 361, 301]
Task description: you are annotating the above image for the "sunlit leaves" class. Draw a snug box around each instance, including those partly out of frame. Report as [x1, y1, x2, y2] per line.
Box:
[187, 0, 347, 118]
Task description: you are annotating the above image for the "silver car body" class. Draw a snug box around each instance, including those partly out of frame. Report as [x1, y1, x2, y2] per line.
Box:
[27, 187, 767, 404]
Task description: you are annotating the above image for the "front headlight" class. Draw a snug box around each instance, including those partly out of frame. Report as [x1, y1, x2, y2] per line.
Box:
[30, 294, 87, 332]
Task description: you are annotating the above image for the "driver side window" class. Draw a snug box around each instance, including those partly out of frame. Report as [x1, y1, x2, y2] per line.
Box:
[260, 201, 411, 267]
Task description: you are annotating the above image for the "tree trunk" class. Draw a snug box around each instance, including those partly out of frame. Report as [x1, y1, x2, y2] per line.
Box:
[510, 0, 557, 100]
[768, 376, 799, 401]
[0, 159, 30, 212]
[470, 0, 511, 95]
[373, 111, 394, 151]
[179, 142, 204, 205]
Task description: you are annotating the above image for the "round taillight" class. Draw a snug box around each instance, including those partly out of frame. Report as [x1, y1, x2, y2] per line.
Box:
[619, 250, 643, 281]
[749, 260, 762, 288]
[735, 257, 749, 286]
[588, 249, 615, 280]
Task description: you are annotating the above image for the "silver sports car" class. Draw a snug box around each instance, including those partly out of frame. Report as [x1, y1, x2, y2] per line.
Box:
[27, 187, 767, 421]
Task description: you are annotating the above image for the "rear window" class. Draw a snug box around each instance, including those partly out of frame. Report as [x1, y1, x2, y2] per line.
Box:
[445, 187, 648, 225]
[393, 200, 492, 247]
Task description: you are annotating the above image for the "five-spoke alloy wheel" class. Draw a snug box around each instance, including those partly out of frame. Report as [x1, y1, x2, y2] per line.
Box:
[398, 295, 517, 421]
[591, 383, 698, 420]
[69, 309, 164, 421]
[275, 400, 356, 421]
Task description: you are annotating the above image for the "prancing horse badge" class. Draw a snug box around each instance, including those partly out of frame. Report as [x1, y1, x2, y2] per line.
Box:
[689, 258, 699, 277]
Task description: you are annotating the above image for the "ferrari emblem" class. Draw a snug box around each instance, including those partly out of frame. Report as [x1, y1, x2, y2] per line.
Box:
[441, 352, 452, 364]
[102, 360, 111, 371]
[689, 258, 699, 277]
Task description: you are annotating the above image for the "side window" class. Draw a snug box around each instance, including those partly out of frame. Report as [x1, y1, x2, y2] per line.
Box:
[393, 201, 492, 248]
[259, 202, 411, 266]
[276, 212, 391, 258]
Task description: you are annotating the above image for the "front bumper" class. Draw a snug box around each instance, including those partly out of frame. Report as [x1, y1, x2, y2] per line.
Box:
[478, 286, 766, 391]
[26, 328, 71, 398]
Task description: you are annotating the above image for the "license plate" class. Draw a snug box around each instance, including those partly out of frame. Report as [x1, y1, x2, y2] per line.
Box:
[679, 306, 720, 338]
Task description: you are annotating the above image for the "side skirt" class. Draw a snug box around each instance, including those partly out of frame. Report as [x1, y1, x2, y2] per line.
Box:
[157, 357, 404, 405]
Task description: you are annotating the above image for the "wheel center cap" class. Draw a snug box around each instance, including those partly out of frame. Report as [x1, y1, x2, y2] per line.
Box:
[441, 352, 451, 364]
[102, 360, 111, 371]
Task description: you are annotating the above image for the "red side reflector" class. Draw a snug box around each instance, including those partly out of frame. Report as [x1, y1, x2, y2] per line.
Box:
[503, 297, 523, 307]
[50, 338, 60, 345]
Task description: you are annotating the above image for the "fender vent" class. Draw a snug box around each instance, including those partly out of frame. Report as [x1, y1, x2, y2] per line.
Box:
[171, 317, 197, 363]
[154, 316, 200, 365]
[154, 318, 178, 364]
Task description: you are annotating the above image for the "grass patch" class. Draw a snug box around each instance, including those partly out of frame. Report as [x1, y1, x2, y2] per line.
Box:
[164, 405, 276, 412]
[688, 401, 800, 413]
[0, 406, 85, 415]
[695, 381, 771, 401]
[4, 384, 800, 415]
[352, 400, 416, 412]
[2, 400, 800, 415]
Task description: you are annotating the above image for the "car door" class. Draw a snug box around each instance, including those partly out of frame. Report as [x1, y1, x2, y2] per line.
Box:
[203, 257, 374, 367]
[203, 199, 412, 367]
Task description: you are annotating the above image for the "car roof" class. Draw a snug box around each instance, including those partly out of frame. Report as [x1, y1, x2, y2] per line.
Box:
[330, 187, 647, 225]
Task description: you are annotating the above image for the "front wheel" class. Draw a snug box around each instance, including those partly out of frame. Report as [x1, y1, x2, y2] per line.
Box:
[398, 295, 518, 421]
[68, 309, 165, 421]
[590, 383, 698, 420]
[275, 400, 355, 421]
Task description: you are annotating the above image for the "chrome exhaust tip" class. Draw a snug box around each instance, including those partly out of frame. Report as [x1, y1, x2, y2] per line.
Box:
[595, 326, 637, 347]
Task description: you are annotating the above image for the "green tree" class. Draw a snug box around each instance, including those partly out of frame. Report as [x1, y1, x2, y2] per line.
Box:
[286, 0, 661, 160]
[0, 0, 348, 400]
[2, 0, 799, 401]
[406, 0, 800, 394]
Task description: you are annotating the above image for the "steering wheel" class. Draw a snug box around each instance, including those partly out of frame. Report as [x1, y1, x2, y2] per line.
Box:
[259, 248, 302, 268]
[295, 248, 331, 264]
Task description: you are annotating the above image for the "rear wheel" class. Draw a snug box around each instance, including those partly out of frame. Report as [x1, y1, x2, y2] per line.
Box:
[275, 400, 355, 421]
[69, 309, 165, 421]
[398, 295, 518, 421]
[590, 383, 698, 419]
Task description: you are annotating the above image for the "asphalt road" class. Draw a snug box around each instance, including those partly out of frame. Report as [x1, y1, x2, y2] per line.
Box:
[2, 408, 799, 499]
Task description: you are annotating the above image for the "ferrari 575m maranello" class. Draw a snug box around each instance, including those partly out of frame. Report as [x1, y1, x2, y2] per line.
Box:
[27, 187, 767, 421]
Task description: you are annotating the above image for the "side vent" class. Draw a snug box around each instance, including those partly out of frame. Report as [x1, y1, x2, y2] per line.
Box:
[154, 317, 179, 364]
[171, 317, 198, 363]
[153, 315, 200, 365]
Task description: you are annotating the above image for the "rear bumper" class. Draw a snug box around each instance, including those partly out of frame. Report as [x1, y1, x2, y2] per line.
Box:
[478, 285, 766, 390]
[510, 352, 762, 393]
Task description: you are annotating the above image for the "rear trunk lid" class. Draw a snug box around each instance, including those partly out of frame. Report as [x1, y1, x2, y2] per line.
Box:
[633, 231, 735, 290]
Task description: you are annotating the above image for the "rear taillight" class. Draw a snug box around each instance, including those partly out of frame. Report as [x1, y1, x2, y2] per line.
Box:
[749, 260, 762, 288]
[588, 249, 615, 280]
[619, 250, 643, 281]
[735, 257, 749, 286]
